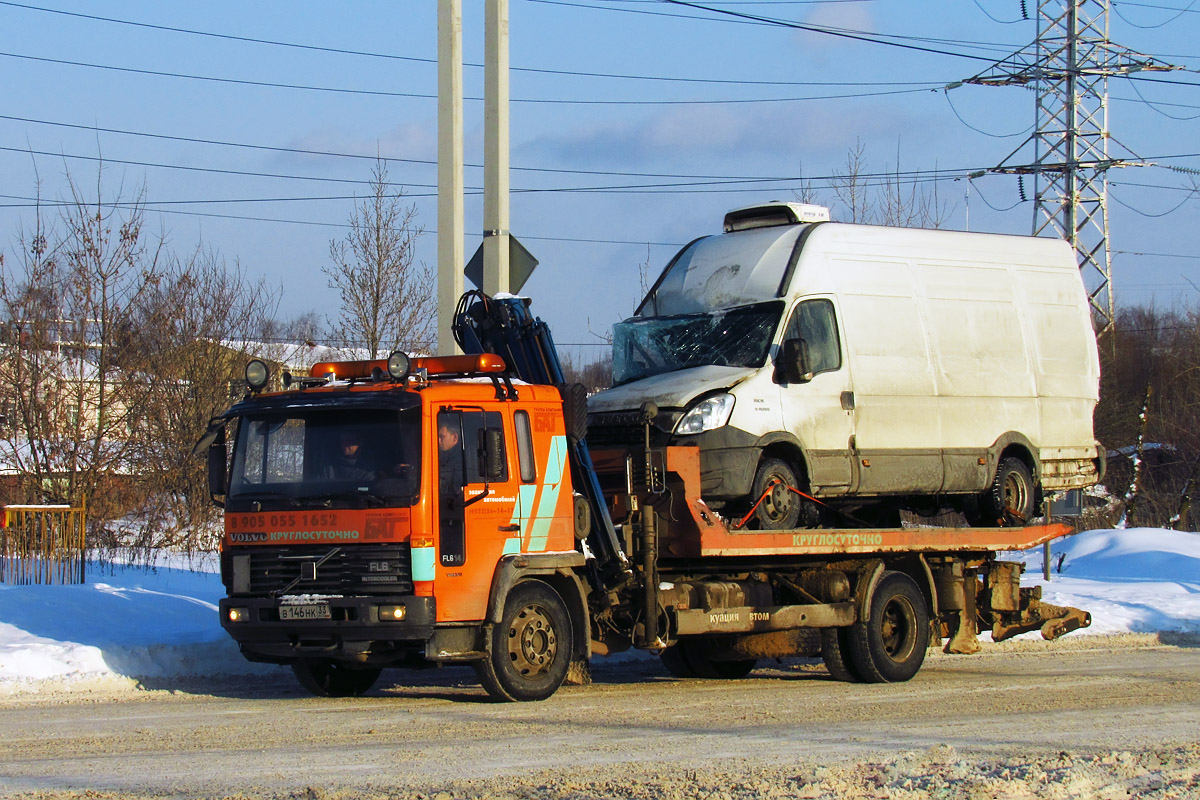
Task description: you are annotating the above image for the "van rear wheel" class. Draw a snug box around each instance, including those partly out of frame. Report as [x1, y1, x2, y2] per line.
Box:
[749, 458, 802, 530]
[984, 456, 1036, 526]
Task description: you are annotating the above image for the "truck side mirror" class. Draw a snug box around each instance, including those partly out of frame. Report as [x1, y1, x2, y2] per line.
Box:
[207, 430, 227, 502]
[483, 428, 505, 480]
[775, 338, 812, 384]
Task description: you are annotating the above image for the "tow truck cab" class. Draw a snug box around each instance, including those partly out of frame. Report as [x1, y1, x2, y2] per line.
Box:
[208, 352, 584, 680]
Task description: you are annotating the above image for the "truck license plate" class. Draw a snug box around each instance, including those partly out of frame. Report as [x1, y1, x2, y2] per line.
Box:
[279, 603, 331, 621]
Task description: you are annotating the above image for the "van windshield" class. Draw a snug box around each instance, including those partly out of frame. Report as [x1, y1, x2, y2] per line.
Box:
[638, 225, 801, 316]
[611, 301, 784, 385]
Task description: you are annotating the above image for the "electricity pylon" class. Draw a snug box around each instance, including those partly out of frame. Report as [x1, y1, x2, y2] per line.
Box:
[966, 0, 1176, 334]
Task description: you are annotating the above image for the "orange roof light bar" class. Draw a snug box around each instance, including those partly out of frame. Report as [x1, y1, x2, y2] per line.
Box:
[415, 353, 507, 375]
[309, 353, 506, 380]
[309, 358, 386, 380]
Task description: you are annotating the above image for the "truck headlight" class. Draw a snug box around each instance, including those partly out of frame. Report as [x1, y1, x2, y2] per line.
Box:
[675, 393, 735, 435]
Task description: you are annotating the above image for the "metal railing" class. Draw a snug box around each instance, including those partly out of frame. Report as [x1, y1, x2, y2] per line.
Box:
[0, 502, 87, 584]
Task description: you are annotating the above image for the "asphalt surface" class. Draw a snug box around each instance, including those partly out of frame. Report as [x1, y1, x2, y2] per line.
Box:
[0, 639, 1197, 799]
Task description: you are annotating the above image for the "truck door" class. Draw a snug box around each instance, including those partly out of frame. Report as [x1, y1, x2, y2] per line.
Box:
[777, 298, 857, 494]
[435, 407, 516, 621]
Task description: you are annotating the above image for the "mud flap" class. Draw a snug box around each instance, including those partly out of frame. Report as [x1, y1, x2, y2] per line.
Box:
[944, 574, 981, 655]
[565, 658, 592, 686]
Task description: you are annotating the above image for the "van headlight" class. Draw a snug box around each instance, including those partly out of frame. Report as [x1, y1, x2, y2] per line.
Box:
[675, 393, 735, 435]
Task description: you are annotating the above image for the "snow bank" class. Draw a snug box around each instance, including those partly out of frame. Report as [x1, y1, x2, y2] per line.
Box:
[0, 528, 1196, 695]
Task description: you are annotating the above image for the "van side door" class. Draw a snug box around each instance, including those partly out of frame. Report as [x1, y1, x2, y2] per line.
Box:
[776, 298, 857, 495]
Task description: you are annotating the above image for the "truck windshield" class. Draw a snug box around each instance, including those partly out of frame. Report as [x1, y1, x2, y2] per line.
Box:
[611, 300, 784, 385]
[227, 407, 421, 512]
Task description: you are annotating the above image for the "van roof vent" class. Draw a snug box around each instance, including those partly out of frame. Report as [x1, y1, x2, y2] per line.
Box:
[723, 202, 831, 233]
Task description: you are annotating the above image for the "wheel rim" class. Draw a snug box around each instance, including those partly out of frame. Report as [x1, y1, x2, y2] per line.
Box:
[506, 603, 558, 678]
[879, 596, 917, 662]
[763, 478, 794, 523]
[1002, 471, 1029, 516]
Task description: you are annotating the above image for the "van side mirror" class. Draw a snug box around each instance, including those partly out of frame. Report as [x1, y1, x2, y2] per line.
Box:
[775, 338, 812, 384]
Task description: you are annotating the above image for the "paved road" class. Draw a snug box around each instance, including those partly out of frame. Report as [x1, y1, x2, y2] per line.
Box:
[1, 642, 1197, 798]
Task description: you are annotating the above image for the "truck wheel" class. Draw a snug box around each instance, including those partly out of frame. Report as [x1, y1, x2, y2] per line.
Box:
[662, 639, 756, 679]
[659, 643, 698, 678]
[749, 458, 802, 530]
[984, 456, 1036, 525]
[291, 659, 382, 697]
[820, 627, 862, 682]
[847, 571, 929, 683]
[475, 581, 573, 702]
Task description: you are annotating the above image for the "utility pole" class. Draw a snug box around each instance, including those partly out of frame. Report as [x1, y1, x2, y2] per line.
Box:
[437, 0, 464, 356]
[483, 0, 511, 297]
[965, 0, 1176, 334]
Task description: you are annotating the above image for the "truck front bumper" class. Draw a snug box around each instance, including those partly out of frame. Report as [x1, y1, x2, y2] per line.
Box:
[219, 595, 436, 664]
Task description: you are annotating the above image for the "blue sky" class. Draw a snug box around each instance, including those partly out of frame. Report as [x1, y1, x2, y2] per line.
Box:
[1, 0, 1198, 360]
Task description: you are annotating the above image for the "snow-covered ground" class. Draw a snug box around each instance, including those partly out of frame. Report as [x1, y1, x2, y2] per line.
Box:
[0, 528, 1196, 695]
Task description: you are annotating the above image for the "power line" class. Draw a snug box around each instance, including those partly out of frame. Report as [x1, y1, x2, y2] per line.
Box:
[1114, 249, 1200, 259]
[656, 0, 1009, 62]
[0, 112, 968, 183]
[0, 191, 687, 247]
[0, 50, 940, 106]
[0, 144, 977, 199]
[1113, 0, 1200, 14]
[537, 0, 1021, 58]
[1110, 186, 1198, 218]
[0, 0, 918, 90]
[0, 144, 391, 188]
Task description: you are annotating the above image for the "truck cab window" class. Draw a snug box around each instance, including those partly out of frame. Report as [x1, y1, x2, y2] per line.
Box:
[514, 410, 536, 483]
[458, 411, 508, 485]
[784, 299, 842, 376]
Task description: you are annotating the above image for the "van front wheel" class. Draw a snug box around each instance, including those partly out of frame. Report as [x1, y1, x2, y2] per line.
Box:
[749, 458, 802, 530]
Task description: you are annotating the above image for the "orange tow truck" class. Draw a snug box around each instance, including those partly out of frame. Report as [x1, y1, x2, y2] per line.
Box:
[202, 292, 1089, 700]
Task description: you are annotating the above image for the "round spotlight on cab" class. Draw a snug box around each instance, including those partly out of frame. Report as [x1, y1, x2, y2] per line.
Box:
[245, 359, 270, 391]
[386, 350, 411, 381]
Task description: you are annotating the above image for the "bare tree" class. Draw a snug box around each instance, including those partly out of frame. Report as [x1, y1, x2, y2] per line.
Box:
[0, 166, 164, 528]
[324, 159, 434, 356]
[1, 164, 279, 556]
[125, 247, 278, 554]
[803, 140, 952, 228]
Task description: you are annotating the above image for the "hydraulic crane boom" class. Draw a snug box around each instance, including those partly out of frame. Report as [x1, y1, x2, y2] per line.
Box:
[452, 290, 630, 590]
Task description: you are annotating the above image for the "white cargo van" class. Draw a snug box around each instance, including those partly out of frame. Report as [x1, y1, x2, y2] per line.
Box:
[588, 202, 1103, 529]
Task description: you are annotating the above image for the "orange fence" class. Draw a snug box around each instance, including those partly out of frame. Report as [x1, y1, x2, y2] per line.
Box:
[0, 503, 87, 584]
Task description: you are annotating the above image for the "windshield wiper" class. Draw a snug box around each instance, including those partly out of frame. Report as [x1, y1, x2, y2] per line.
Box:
[228, 490, 298, 508]
[299, 490, 390, 509]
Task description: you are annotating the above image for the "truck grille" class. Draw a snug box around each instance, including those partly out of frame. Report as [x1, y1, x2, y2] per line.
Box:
[224, 544, 414, 595]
